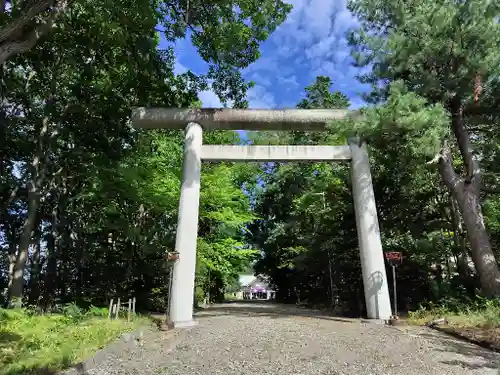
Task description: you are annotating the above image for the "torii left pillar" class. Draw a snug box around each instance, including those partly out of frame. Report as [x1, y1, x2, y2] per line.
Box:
[168, 122, 202, 328]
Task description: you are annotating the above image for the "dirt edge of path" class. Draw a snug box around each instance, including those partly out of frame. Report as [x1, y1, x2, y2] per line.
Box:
[57, 326, 186, 375]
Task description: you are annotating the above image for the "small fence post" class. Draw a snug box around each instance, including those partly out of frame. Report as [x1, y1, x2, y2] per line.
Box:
[132, 297, 136, 315]
[115, 298, 121, 320]
[127, 299, 132, 322]
[108, 299, 114, 320]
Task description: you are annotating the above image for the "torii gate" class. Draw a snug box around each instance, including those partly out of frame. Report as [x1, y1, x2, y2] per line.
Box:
[132, 108, 392, 327]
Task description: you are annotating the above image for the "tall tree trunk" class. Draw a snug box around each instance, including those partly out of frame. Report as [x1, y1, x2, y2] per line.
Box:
[6, 226, 17, 307]
[9, 114, 49, 308]
[28, 226, 42, 305]
[43, 199, 60, 309]
[9, 174, 40, 307]
[438, 97, 500, 296]
[449, 195, 473, 279]
[74, 229, 85, 302]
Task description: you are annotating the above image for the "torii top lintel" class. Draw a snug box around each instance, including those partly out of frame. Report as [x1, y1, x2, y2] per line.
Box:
[131, 107, 356, 131]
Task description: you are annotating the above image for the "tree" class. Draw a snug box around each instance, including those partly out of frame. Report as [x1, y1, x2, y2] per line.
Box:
[346, 0, 500, 296]
[252, 75, 482, 314]
[297, 76, 349, 109]
[160, 0, 292, 106]
[2, 0, 288, 307]
[0, 0, 69, 65]
[0, 0, 289, 308]
[2, 0, 186, 307]
[0, 0, 292, 105]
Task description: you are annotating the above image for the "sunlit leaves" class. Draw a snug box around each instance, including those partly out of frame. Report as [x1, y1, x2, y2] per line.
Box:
[329, 81, 450, 158]
[158, 0, 292, 107]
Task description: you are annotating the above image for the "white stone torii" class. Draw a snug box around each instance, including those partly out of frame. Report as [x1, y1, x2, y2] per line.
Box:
[132, 107, 392, 327]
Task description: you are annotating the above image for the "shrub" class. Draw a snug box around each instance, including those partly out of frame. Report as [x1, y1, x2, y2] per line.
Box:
[86, 306, 108, 317]
[408, 297, 500, 328]
[61, 303, 85, 322]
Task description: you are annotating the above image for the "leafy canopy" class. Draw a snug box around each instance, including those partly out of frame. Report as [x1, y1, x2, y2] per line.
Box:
[329, 81, 450, 158]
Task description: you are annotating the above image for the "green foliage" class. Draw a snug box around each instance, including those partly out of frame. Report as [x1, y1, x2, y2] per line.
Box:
[0, 308, 147, 375]
[348, 0, 500, 104]
[149, 287, 169, 313]
[1, 0, 500, 344]
[408, 297, 500, 329]
[297, 76, 350, 109]
[195, 286, 205, 306]
[250, 73, 485, 315]
[159, 0, 292, 107]
[60, 303, 85, 323]
[249, 77, 367, 311]
[347, 0, 500, 297]
[86, 306, 109, 318]
[0, 0, 285, 313]
[330, 81, 451, 158]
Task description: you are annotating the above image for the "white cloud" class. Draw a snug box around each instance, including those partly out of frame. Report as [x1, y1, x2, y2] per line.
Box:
[247, 84, 276, 108]
[248, 72, 272, 87]
[305, 35, 338, 60]
[240, 0, 368, 106]
[245, 56, 280, 75]
[273, 0, 358, 53]
[310, 61, 336, 79]
[277, 75, 299, 88]
[171, 0, 369, 109]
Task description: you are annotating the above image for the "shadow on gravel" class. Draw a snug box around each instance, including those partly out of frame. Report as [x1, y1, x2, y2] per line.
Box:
[195, 301, 357, 324]
[419, 331, 500, 370]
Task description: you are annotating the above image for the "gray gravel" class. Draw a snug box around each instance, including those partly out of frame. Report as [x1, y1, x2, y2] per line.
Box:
[81, 302, 500, 375]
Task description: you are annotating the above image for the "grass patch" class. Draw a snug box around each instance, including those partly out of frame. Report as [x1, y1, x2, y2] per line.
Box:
[0, 306, 150, 375]
[408, 298, 500, 329]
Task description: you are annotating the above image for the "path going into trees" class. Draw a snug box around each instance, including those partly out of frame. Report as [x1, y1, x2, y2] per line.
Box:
[84, 302, 499, 375]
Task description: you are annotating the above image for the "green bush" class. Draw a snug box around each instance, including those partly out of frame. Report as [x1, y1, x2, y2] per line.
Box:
[61, 303, 85, 322]
[194, 286, 205, 307]
[408, 297, 500, 328]
[86, 306, 108, 317]
[149, 287, 169, 312]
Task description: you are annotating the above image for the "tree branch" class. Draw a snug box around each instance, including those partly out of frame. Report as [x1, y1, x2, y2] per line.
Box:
[0, 0, 53, 43]
[481, 183, 500, 194]
[438, 142, 462, 190]
[449, 96, 478, 184]
[0, 0, 68, 64]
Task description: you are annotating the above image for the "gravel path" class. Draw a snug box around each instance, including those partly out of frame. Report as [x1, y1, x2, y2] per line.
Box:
[82, 302, 500, 375]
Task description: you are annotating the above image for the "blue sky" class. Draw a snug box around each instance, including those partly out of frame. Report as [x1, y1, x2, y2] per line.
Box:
[159, 0, 370, 110]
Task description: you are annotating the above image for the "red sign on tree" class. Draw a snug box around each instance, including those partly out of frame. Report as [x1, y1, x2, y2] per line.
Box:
[384, 252, 403, 266]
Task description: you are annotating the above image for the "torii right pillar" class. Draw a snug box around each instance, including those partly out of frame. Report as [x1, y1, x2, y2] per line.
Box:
[349, 138, 392, 320]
